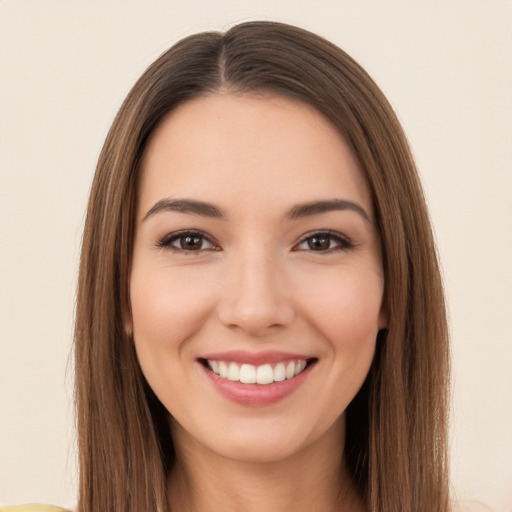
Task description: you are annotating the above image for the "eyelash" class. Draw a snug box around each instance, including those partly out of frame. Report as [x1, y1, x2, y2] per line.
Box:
[293, 230, 354, 252]
[156, 230, 354, 254]
[156, 230, 219, 253]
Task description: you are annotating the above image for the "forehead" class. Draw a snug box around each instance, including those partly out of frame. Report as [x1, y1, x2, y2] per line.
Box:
[138, 93, 372, 218]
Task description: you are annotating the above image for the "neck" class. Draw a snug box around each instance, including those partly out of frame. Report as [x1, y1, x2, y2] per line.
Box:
[167, 418, 364, 512]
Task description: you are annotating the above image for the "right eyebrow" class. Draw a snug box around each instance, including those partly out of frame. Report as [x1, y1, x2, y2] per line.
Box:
[286, 199, 370, 223]
[143, 198, 226, 221]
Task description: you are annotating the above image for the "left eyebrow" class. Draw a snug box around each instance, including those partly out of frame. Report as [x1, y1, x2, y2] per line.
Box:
[142, 198, 226, 221]
[286, 199, 370, 222]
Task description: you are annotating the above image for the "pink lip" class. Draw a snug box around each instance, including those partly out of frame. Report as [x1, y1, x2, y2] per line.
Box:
[199, 358, 316, 406]
[200, 350, 313, 366]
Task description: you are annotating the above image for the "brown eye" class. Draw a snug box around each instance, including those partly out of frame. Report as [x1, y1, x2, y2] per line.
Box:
[307, 234, 331, 251]
[180, 235, 203, 250]
[157, 231, 217, 252]
[295, 231, 353, 252]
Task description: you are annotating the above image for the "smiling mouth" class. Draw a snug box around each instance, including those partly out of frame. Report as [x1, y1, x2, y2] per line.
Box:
[199, 358, 317, 385]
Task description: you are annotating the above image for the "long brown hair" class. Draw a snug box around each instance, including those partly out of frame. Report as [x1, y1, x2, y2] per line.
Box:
[75, 21, 450, 512]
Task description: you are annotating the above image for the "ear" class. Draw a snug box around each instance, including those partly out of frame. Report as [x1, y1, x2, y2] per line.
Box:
[122, 294, 133, 337]
[124, 316, 133, 337]
[377, 301, 388, 330]
[121, 268, 134, 336]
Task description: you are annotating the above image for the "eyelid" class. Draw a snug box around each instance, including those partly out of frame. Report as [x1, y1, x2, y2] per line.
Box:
[156, 229, 220, 252]
[293, 230, 354, 252]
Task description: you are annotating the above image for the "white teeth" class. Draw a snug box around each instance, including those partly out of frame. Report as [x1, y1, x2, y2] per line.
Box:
[227, 362, 239, 381]
[209, 360, 220, 374]
[206, 359, 309, 384]
[239, 364, 256, 383]
[256, 364, 274, 385]
[273, 363, 286, 382]
[219, 361, 228, 378]
[295, 360, 307, 375]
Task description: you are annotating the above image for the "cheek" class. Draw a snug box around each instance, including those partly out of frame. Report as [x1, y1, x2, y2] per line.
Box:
[288, 266, 383, 434]
[129, 267, 218, 413]
[298, 265, 384, 351]
[130, 266, 215, 354]
[314, 269, 382, 406]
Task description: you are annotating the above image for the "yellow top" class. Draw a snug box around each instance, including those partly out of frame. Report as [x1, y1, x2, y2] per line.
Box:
[0, 505, 71, 512]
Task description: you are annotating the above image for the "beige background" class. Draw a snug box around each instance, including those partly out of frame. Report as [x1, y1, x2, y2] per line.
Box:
[1, 1, 511, 510]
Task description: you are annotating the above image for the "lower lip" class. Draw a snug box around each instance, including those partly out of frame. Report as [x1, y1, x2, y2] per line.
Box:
[201, 363, 314, 406]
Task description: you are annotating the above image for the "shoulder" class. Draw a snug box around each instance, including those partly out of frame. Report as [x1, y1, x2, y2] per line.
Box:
[0, 505, 71, 512]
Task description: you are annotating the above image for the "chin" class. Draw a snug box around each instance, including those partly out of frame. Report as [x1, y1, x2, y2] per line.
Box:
[219, 432, 306, 464]
[171, 411, 345, 466]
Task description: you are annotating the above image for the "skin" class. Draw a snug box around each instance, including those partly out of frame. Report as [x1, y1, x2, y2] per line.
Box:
[128, 92, 386, 512]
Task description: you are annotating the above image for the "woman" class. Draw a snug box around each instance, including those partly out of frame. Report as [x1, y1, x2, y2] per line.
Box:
[70, 20, 448, 512]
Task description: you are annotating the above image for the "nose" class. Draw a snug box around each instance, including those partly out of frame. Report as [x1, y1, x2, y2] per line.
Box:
[217, 249, 295, 336]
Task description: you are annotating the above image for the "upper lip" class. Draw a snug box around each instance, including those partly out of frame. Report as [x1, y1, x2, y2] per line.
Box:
[199, 350, 315, 366]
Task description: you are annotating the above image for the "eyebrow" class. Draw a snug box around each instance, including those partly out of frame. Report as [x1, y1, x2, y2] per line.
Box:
[143, 197, 370, 222]
[143, 198, 225, 221]
[286, 199, 370, 222]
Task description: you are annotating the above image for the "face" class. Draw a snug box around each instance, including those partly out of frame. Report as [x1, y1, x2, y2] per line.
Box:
[128, 93, 386, 464]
